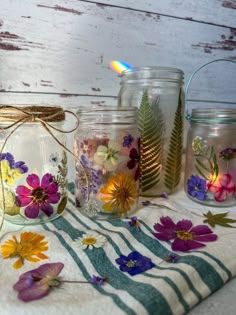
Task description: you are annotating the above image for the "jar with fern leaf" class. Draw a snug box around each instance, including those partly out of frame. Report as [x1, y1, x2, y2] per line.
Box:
[184, 59, 236, 207]
[118, 66, 184, 197]
[0, 106, 68, 225]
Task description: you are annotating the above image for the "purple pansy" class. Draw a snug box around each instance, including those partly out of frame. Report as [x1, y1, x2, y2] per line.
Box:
[153, 216, 217, 252]
[116, 251, 155, 276]
[187, 175, 207, 200]
[13, 262, 64, 302]
[0, 152, 28, 173]
[123, 134, 134, 148]
[16, 173, 60, 219]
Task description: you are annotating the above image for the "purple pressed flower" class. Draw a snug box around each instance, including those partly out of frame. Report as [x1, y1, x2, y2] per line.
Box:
[165, 253, 179, 263]
[116, 251, 155, 276]
[90, 275, 107, 286]
[153, 216, 217, 252]
[16, 173, 60, 219]
[13, 262, 64, 302]
[127, 148, 140, 181]
[127, 216, 141, 230]
[187, 175, 207, 200]
[0, 152, 28, 173]
[219, 147, 236, 161]
[123, 134, 134, 148]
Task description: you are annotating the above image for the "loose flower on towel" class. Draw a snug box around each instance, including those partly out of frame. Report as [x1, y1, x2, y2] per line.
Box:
[115, 251, 155, 276]
[153, 216, 217, 251]
[1, 232, 48, 269]
[13, 262, 107, 302]
[73, 231, 107, 250]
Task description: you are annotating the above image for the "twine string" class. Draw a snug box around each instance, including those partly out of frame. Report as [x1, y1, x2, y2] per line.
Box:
[0, 105, 89, 231]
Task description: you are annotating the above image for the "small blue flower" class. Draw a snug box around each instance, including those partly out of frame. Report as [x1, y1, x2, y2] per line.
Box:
[187, 175, 207, 200]
[123, 134, 134, 148]
[116, 251, 155, 276]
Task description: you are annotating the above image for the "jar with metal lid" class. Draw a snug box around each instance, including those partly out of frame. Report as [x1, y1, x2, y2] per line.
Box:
[74, 106, 139, 220]
[118, 66, 184, 197]
[184, 60, 236, 207]
[0, 106, 68, 225]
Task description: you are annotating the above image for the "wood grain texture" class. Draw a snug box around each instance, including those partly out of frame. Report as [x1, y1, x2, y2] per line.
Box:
[0, 0, 235, 109]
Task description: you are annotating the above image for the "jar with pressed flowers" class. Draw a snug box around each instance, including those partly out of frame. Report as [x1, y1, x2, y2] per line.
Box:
[118, 66, 184, 197]
[0, 106, 68, 225]
[184, 59, 236, 207]
[74, 106, 139, 220]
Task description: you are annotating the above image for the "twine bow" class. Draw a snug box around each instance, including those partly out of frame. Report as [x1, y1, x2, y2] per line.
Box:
[0, 105, 87, 231]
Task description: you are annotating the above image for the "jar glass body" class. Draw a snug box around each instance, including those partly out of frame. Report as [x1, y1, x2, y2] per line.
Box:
[74, 107, 139, 220]
[184, 109, 236, 207]
[119, 66, 184, 196]
[0, 107, 68, 225]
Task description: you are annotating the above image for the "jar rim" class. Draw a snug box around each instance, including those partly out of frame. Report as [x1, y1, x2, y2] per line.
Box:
[0, 105, 65, 122]
[186, 108, 236, 123]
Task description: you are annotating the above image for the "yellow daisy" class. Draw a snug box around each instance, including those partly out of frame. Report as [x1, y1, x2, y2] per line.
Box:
[98, 173, 138, 214]
[1, 232, 48, 269]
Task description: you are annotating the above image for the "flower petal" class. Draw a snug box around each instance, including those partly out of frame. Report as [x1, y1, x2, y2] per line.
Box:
[172, 238, 205, 251]
[41, 173, 53, 188]
[153, 224, 175, 240]
[190, 225, 213, 235]
[16, 185, 31, 197]
[24, 203, 40, 219]
[46, 192, 60, 204]
[17, 283, 49, 302]
[160, 216, 176, 229]
[13, 271, 33, 291]
[40, 202, 54, 217]
[45, 182, 59, 194]
[31, 262, 64, 278]
[176, 219, 193, 231]
[27, 174, 40, 188]
[214, 189, 227, 202]
[194, 234, 217, 242]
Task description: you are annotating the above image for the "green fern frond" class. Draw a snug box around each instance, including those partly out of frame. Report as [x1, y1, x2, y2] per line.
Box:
[164, 90, 183, 192]
[138, 90, 162, 192]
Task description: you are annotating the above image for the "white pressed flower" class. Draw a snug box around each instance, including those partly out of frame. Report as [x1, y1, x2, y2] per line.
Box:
[94, 140, 124, 171]
[73, 231, 107, 250]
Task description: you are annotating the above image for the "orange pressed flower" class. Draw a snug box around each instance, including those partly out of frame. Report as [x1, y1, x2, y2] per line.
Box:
[98, 173, 138, 214]
[1, 232, 48, 269]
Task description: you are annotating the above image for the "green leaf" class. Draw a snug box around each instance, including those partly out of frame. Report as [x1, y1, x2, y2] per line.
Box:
[138, 90, 162, 192]
[203, 211, 236, 228]
[164, 89, 183, 192]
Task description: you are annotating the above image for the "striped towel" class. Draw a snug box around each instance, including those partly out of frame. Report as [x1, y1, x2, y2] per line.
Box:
[1, 184, 236, 315]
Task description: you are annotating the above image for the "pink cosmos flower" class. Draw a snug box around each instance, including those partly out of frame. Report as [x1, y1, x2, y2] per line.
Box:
[13, 262, 64, 302]
[16, 173, 60, 219]
[207, 173, 235, 202]
[153, 216, 217, 251]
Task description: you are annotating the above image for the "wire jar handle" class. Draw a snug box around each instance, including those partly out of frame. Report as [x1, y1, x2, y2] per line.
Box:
[185, 59, 236, 121]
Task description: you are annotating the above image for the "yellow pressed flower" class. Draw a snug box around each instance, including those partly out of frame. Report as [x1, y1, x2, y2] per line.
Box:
[1, 232, 48, 269]
[98, 173, 138, 214]
[0, 160, 23, 186]
[0, 188, 20, 215]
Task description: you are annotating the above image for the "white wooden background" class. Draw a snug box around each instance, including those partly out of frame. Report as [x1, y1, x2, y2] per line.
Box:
[0, 0, 236, 110]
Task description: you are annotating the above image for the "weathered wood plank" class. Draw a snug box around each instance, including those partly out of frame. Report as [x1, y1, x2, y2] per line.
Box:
[0, 0, 235, 107]
[86, 0, 236, 28]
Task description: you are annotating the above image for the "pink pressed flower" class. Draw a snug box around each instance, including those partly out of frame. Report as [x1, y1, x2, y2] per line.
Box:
[153, 216, 217, 251]
[207, 173, 235, 202]
[13, 262, 64, 302]
[16, 173, 60, 219]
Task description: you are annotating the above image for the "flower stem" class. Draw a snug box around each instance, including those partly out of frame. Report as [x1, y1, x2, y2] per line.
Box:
[61, 280, 91, 284]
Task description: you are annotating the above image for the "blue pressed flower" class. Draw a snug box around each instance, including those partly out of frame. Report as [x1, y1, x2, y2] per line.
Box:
[187, 175, 207, 200]
[116, 251, 155, 276]
[123, 134, 134, 148]
[90, 275, 107, 286]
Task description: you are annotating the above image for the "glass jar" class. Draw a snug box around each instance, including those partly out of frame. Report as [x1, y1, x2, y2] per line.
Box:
[0, 106, 68, 225]
[185, 109, 236, 207]
[118, 66, 184, 197]
[74, 106, 139, 220]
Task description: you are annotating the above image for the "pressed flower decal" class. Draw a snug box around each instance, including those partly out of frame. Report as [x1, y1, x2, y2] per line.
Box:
[94, 140, 123, 171]
[127, 216, 141, 230]
[127, 148, 140, 181]
[16, 173, 60, 219]
[0, 152, 28, 186]
[116, 251, 155, 276]
[13, 262, 107, 302]
[219, 147, 236, 161]
[73, 231, 106, 250]
[123, 134, 134, 148]
[1, 232, 48, 269]
[98, 173, 138, 214]
[153, 216, 217, 251]
[207, 173, 235, 202]
[187, 175, 207, 201]
[159, 253, 179, 264]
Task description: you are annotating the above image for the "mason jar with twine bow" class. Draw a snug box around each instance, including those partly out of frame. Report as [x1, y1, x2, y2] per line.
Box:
[0, 105, 87, 228]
